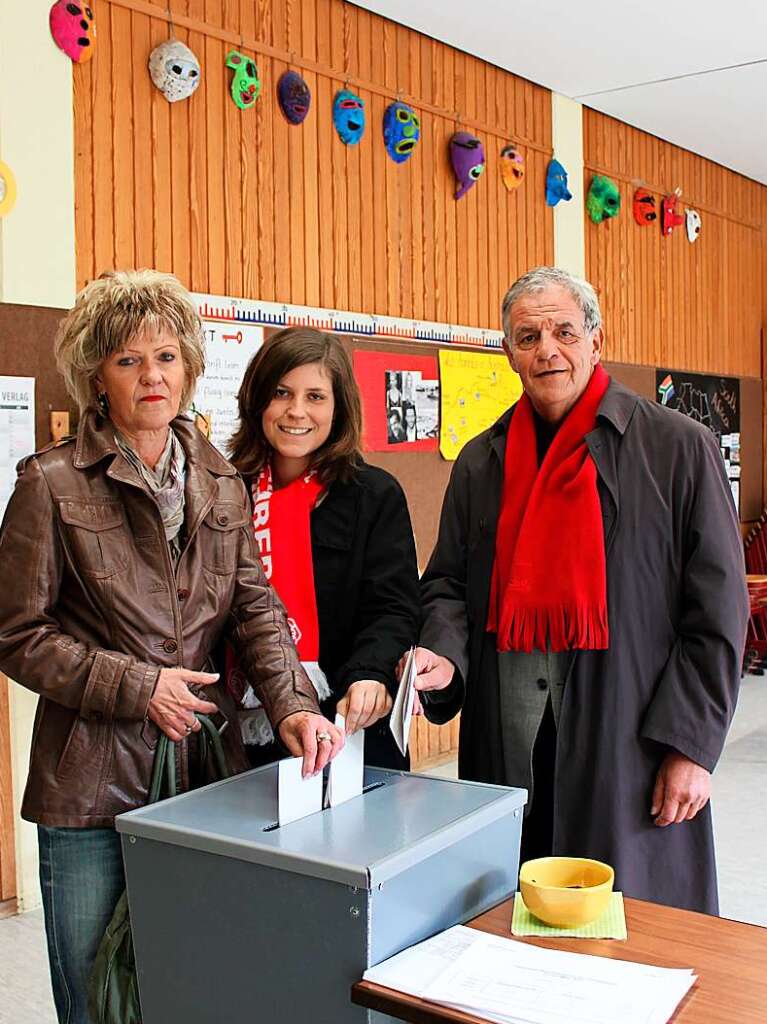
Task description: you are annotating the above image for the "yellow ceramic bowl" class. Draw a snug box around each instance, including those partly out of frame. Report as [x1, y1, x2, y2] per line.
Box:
[519, 857, 614, 928]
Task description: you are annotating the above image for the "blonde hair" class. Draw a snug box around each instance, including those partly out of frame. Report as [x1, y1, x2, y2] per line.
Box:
[55, 269, 205, 413]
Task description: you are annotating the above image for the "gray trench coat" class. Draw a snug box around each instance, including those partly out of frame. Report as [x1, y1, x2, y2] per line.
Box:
[420, 379, 749, 914]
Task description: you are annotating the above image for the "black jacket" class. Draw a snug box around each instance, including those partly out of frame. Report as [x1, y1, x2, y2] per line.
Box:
[247, 461, 420, 770]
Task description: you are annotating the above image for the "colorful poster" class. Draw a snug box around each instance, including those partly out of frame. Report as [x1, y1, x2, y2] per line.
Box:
[655, 369, 741, 510]
[439, 350, 522, 461]
[192, 322, 264, 455]
[0, 376, 35, 522]
[353, 350, 439, 452]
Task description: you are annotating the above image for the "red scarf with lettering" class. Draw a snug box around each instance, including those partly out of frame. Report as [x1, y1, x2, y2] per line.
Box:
[250, 462, 324, 660]
[487, 365, 610, 653]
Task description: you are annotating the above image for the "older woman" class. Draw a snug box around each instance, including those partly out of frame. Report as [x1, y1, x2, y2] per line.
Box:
[0, 270, 342, 1024]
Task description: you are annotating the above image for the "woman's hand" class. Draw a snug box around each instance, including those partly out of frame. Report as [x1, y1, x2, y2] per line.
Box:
[148, 667, 220, 742]
[336, 680, 393, 735]
[278, 712, 345, 777]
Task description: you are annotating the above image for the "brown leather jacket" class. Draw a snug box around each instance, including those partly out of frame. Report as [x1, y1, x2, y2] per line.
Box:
[0, 410, 320, 827]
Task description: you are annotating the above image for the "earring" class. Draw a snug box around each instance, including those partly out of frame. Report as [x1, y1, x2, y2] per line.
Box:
[96, 391, 109, 417]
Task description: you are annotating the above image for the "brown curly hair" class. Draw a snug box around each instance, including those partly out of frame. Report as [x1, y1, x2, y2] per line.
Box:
[228, 327, 363, 484]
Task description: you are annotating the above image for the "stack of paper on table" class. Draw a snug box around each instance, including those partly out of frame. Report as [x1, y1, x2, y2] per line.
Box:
[363, 925, 695, 1024]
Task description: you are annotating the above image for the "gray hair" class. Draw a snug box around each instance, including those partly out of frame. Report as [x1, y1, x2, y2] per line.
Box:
[55, 269, 205, 413]
[501, 266, 602, 339]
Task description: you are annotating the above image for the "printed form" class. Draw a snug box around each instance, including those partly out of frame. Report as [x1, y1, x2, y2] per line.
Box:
[364, 925, 695, 1024]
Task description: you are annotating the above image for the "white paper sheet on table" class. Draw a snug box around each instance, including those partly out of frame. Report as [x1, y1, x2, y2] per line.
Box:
[389, 646, 417, 756]
[325, 714, 364, 808]
[277, 757, 322, 825]
[364, 925, 695, 1024]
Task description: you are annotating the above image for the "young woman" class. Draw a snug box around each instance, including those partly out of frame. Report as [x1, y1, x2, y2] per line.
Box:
[228, 328, 420, 769]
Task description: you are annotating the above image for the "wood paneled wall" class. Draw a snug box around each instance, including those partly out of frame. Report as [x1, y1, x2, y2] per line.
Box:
[68, 3, 767, 774]
[72, 0, 555, 770]
[584, 109, 765, 378]
[75, 0, 553, 330]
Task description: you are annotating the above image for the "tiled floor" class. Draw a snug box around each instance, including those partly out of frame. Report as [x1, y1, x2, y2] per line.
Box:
[2, 674, 766, 1023]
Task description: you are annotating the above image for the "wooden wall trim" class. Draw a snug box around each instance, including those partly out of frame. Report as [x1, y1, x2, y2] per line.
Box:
[0, 674, 17, 904]
[100, 0, 552, 153]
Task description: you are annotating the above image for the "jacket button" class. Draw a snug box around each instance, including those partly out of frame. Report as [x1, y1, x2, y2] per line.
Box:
[177, 588, 190, 600]
[216, 513, 229, 526]
[163, 638, 178, 654]
[536, 678, 547, 691]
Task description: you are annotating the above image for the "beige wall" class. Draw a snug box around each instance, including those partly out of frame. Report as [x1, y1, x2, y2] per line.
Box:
[551, 93, 586, 277]
[0, 1, 76, 910]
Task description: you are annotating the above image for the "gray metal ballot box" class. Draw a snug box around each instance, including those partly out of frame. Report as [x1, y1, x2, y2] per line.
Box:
[117, 765, 526, 1024]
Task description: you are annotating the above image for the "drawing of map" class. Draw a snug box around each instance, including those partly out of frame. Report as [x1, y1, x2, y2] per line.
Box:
[439, 350, 522, 461]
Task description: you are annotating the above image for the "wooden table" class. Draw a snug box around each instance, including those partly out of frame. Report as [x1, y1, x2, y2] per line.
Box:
[351, 896, 767, 1023]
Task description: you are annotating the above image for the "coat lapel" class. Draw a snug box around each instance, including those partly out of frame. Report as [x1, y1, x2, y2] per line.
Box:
[587, 379, 640, 556]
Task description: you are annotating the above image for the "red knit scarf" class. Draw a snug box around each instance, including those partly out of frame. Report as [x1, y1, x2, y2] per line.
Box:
[250, 462, 324, 661]
[487, 365, 610, 653]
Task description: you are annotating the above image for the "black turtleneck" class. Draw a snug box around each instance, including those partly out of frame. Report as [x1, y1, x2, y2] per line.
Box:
[533, 409, 560, 465]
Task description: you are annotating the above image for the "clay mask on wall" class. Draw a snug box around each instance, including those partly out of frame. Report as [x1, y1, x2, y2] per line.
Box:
[148, 39, 202, 103]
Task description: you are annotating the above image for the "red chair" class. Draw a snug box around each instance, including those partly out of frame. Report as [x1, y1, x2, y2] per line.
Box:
[744, 513, 767, 672]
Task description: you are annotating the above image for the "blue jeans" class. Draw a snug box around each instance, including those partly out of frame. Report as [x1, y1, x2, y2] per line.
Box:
[38, 826, 125, 1024]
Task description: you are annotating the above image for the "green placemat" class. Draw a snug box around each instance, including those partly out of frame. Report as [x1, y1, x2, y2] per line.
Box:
[511, 891, 627, 939]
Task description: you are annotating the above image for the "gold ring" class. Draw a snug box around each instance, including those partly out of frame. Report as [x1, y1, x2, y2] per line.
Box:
[316, 731, 331, 743]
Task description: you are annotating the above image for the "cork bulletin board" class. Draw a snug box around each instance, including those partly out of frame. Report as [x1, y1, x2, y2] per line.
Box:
[0, 303, 72, 449]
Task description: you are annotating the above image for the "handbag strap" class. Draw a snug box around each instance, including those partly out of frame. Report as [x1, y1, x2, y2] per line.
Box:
[196, 713, 231, 781]
[146, 713, 230, 806]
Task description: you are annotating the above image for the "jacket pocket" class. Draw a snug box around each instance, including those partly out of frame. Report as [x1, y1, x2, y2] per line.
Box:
[55, 714, 106, 781]
[200, 501, 249, 575]
[58, 499, 129, 579]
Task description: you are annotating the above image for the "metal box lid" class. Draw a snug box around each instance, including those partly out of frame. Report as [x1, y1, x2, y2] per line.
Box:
[117, 766, 525, 889]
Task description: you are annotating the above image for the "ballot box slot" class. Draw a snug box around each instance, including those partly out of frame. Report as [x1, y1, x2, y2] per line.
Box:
[261, 780, 390, 831]
[361, 781, 386, 796]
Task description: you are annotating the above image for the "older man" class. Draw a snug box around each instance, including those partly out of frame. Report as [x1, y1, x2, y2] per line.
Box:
[414, 266, 748, 914]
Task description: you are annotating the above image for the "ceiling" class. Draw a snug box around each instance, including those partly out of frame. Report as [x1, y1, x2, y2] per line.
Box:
[351, 1, 767, 185]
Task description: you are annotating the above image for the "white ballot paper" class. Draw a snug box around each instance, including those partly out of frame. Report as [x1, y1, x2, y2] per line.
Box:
[278, 757, 322, 826]
[364, 926, 695, 1024]
[389, 646, 417, 756]
[325, 714, 364, 808]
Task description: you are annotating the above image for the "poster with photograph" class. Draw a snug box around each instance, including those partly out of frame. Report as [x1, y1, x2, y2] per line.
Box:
[656, 369, 741, 510]
[353, 351, 439, 452]
[384, 370, 439, 445]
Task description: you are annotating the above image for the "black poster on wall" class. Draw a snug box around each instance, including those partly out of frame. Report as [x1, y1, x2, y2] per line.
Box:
[655, 369, 741, 510]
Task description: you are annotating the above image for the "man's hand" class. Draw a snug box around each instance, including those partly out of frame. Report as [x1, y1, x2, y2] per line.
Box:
[651, 751, 711, 826]
[148, 667, 220, 742]
[397, 646, 455, 695]
[278, 712, 344, 777]
[336, 680, 392, 735]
